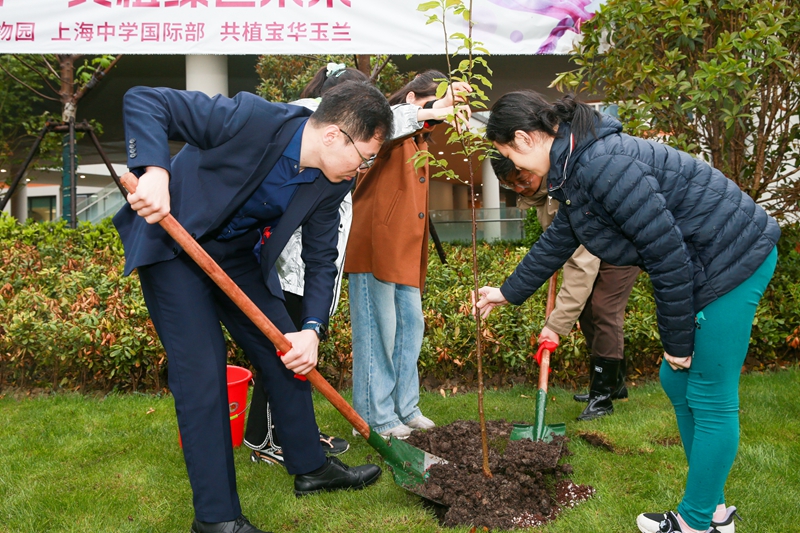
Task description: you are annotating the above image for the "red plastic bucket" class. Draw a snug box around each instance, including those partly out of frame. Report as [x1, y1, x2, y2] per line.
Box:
[179, 365, 253, 448]
[226, 365, 252, 447]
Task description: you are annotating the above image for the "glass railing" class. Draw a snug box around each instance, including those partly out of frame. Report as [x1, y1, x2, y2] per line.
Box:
[429, 207, 525, 242]
[76, 182, 126, 224]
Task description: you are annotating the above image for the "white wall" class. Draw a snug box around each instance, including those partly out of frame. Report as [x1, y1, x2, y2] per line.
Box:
[186, 55, 229, 97]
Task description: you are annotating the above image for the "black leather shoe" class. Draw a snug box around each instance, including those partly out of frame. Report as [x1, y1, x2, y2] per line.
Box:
[191, 514, 271, 533]
[294, 456, 382, 496]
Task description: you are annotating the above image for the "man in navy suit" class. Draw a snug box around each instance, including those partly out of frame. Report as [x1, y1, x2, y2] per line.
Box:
[114, 81, 393, 533]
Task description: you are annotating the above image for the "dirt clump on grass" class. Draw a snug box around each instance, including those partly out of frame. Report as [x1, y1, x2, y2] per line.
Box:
[576, 430, 617, 452]
[405, 419, 594, 530]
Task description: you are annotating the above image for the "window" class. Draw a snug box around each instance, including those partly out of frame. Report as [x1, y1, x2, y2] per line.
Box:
[28, 196, 56, 222]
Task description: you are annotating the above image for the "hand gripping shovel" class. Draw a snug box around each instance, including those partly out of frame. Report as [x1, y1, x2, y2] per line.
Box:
[510, 272, 566, 447]
[121, 174, 445, 497]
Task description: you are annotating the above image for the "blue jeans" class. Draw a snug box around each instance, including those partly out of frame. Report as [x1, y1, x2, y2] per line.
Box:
[349, 273, 424, 434]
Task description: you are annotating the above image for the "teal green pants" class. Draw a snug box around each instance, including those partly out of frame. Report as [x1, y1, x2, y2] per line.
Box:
[660, 247, 777, 531]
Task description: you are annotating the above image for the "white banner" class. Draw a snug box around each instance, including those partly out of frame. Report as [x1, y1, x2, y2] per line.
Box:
[0, 0, 603, 55]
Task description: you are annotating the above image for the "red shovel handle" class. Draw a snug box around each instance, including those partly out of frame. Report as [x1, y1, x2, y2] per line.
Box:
[121, 173, 371, 437]
[538, 272, 560, 393]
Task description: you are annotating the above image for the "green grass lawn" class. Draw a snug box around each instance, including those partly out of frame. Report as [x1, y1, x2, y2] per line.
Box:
[1, 368, 798, 533]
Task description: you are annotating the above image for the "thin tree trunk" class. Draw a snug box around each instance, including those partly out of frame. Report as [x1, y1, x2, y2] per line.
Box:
[59, 55, 78, 122]
[355, 55, 371, 77]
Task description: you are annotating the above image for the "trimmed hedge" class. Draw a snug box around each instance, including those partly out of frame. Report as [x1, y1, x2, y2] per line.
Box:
[1, 213, 798, 392]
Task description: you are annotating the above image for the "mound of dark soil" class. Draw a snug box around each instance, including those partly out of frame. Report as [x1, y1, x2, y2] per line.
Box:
[405, 419, 594, 530]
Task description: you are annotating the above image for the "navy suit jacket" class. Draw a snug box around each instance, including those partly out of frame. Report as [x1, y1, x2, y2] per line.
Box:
[113, 86, 352, 327]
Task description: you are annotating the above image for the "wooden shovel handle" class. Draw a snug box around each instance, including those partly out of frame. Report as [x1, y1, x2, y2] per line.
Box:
[538, 272, 559, 393]
[120, 173, 371, 438]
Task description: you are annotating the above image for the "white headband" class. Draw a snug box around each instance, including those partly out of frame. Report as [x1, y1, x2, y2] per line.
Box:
[326, 62, 347, 78]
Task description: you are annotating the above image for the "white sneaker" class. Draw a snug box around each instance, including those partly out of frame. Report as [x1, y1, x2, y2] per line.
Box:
[637, 511, 687, 533]
[636, 509, 737, 533]
[406, 415, 436, 430]
[710, 506, 740, 533]
[380, 424, 414, 439]
[352, 423, 414, 440]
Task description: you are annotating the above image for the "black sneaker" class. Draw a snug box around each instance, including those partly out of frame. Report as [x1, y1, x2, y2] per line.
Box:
[319, 432, 349, 456]
[250, 431, 348, 467]
[250, 447, 283, 466]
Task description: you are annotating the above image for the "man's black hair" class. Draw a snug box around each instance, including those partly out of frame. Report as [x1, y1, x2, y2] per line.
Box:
[311, 81, 393, 142]
[490, 154, 518, 183]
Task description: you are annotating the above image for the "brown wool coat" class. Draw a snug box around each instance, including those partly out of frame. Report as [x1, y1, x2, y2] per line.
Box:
[344, 135, 429, 289]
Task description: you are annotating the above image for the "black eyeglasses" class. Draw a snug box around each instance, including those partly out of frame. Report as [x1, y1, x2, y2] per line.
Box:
[499, 174, 536, 191]
[340, 129, 376, 171]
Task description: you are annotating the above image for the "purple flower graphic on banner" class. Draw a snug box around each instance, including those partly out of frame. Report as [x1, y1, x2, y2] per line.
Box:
[487, 0, 596, 53]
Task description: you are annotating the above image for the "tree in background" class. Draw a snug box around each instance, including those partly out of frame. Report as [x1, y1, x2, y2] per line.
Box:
[0, 54, 119, 173]
[255, 54, 407, 102]
[554, 0, 800, 219]
[0, 54, 119, 224]
[0, 55, 52, 179]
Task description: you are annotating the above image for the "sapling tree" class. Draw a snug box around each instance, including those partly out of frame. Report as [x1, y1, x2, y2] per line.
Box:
[415, 0, 495, 478]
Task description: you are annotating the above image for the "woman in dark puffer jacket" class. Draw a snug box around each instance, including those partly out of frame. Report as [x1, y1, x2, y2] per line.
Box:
[475, 91, 779, 533]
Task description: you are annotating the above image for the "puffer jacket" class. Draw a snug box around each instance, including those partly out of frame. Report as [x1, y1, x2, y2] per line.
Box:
[501, 115, 780, 357]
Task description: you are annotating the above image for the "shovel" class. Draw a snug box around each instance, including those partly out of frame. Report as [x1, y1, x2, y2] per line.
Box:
[510, 272, 566, 446]
[120, 174, 445, 497]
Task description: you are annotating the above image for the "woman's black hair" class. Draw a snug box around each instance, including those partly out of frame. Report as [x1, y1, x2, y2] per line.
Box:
[388, 69, 446, 106]
[485, 90, 599, 145]
[300, 65, 369, 99]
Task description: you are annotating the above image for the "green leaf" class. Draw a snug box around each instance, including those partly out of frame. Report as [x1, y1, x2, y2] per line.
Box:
[417, 1, 440, 12]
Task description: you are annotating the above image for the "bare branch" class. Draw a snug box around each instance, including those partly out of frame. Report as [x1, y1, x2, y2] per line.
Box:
[778, 165, 800, 183]
[40, 55, 62, 81]
[0, 62, 59, 102]
[11, 54, 59, 96]
[369, 56, 391, 83]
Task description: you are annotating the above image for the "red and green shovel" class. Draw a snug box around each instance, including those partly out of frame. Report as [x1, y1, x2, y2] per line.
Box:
[120, 174, 445, 497]
[510, 272, 566, 444]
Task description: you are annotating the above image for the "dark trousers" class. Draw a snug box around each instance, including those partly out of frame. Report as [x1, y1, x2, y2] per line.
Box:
[137, 232, 325, 522]
[245, 291, 305, 450]
[579, 262, 640, 360]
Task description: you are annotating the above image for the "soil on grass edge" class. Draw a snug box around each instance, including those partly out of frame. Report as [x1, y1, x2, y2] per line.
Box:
[405, 419, 595, 530]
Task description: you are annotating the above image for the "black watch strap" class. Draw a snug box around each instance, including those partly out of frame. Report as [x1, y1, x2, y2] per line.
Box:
[301, 320, 328, 341]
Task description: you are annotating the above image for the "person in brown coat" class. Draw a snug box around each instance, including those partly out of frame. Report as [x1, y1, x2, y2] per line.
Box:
[345, 71, 470, 439]
[491, 155, 639, 420]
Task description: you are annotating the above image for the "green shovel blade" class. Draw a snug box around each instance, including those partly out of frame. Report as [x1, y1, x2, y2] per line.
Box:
[509, 388, 566, 443]
[365, 429, 446, 490]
